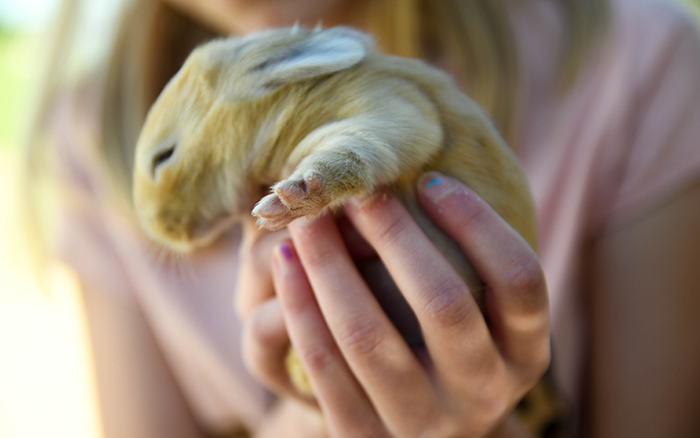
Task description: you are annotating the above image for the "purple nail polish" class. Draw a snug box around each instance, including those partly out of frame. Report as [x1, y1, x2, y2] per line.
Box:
[279, 243, 294, 261]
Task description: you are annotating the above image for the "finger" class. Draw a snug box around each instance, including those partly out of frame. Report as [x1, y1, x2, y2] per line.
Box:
[288, 215, 436, 431]
[417, 172, 550, 370]
[336, 215, 376, 261]
[242, 298, 302, 398]
[235, 216, 289, 320]
[343, 191, 498, 384]
[272, 240, 388, 437]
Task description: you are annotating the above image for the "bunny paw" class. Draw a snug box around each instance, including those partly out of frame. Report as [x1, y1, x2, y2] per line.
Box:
[252, 171, 330, 230]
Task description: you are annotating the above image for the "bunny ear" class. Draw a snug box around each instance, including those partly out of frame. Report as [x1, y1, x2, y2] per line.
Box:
[248, 27, 370, 91]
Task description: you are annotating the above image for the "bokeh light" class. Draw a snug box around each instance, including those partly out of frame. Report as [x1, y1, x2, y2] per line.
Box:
[0, 1, 103, 437]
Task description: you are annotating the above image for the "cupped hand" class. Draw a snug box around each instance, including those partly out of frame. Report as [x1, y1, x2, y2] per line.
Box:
[242, 172, 550, 437]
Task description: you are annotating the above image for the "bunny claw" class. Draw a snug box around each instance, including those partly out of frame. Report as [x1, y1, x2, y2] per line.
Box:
[303, 170, 324, 192]
[274, 180, 307, 205]
[273, 171, 325, 206]
[255, 216, 290, 231]
[252, 193, 298, 230]
[252, 193, 288, 218]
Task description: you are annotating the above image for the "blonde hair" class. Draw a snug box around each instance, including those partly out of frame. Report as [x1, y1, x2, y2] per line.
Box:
[27, 0, 608, 233]
[367, 0, 609, 142]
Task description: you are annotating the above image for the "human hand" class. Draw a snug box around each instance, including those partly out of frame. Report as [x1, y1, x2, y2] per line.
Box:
[242, 172, 550, 437]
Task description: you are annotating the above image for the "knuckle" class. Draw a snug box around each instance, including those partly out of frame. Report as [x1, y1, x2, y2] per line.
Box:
[373, 211, 411, 249]
[422, 278, 473, 328]
[246, 305, 283, 347]
[299, 241, 337, 270]
[246, 312, 271, 346]
[508, 253, 545, 292]
[242, 333, 283, 385]
[299, 343, 335, 376]
[235, 271, 270, 320]
[504, 254, 547, 308]
[459, 368, 513, 432]
[536, 341, 552, 372]
[337, 318, 385, 358]
[525, 343, 552, 384]
[464, 381, 512, 432]
[418, 378, 514, 438]
[246, 356, 280, 389]
[478, 393, 510, 430]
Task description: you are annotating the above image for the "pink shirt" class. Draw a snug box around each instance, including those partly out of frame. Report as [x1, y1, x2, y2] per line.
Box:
[55, 0, 700, 433]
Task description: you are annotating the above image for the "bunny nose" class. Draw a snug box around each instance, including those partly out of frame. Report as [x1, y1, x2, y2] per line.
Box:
[151, 144, 176, 179]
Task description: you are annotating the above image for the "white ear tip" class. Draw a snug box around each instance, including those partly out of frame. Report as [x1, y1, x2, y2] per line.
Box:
[314, 21, 323, 33]
[318, 26, 374, 49]
[292, 21, 300, 34]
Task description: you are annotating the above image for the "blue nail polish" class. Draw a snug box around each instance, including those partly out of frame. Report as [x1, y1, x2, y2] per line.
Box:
[426, 177, 442, 189]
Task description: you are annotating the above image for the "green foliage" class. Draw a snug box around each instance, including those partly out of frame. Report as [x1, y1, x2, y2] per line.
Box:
[684, 0, 700, 14]
[0, 29, 40, 151]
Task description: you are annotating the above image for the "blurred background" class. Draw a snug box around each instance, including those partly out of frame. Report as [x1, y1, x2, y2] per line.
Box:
[0, 1, 698, 437]
[0, 1, 119, 437]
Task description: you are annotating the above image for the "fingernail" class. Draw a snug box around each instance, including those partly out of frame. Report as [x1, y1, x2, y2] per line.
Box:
[419, 172, 458, 203]
[277, 241, 295, 261]
[426, 176, 442, 189]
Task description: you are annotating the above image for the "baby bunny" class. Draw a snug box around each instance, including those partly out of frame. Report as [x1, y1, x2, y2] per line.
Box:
[132, 25, 553, 430]
[132, 23, 547, 424]
[133, 26, 536, 302]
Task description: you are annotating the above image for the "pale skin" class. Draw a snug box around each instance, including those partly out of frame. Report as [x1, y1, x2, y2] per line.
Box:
[80, 0, 700, 437]
[240, 173, 549, 438]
